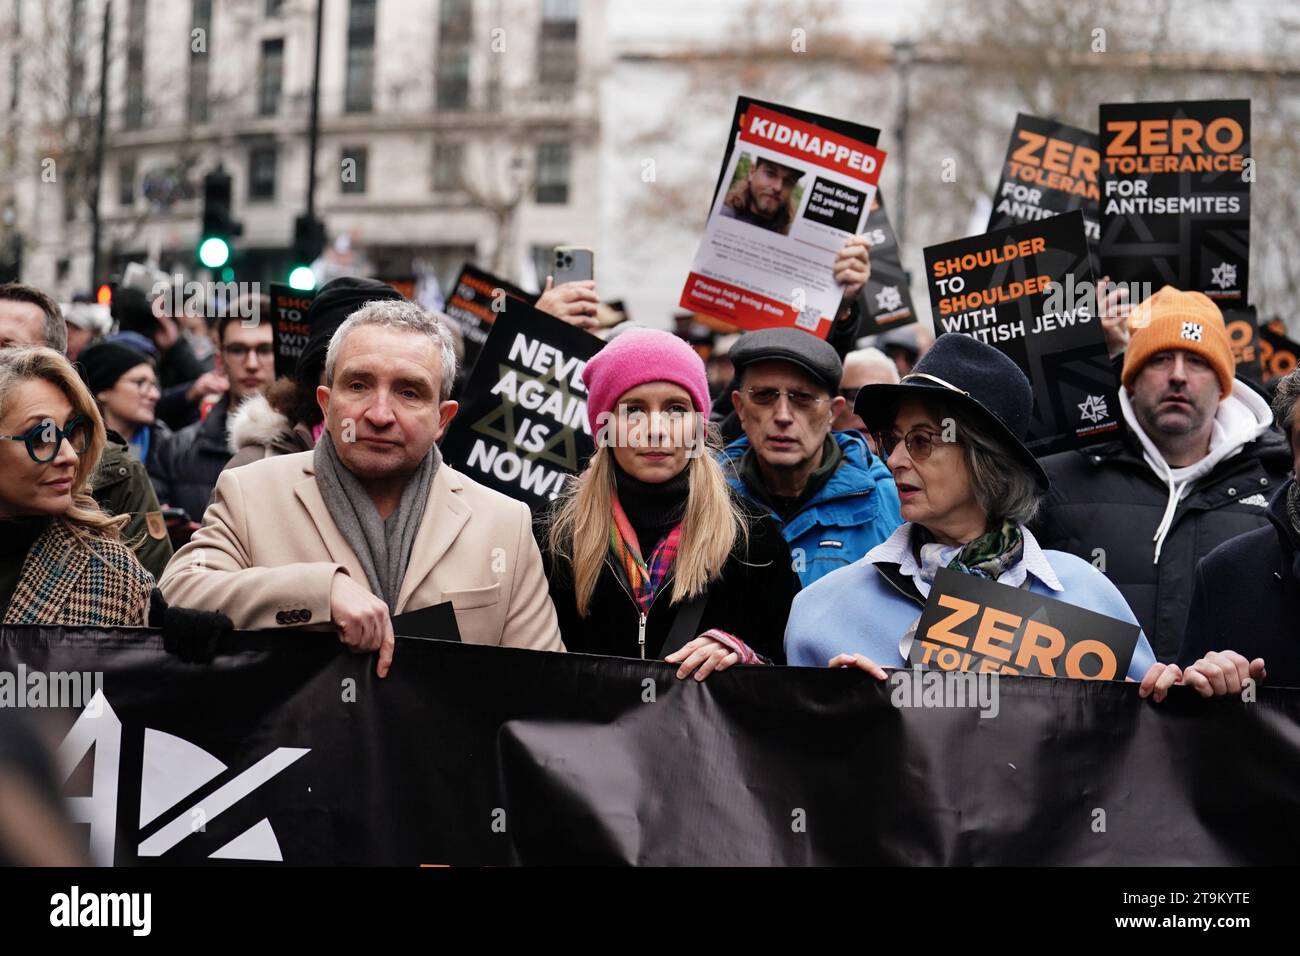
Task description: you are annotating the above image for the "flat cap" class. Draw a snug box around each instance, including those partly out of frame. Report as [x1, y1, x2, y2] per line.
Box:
[729, 327, 843, 394]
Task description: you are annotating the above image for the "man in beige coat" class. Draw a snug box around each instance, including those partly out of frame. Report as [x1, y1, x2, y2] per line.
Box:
[160, 299, 563, 676]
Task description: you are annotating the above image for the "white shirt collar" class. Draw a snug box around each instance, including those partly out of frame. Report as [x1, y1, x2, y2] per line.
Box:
[864, 522, 1062, 597]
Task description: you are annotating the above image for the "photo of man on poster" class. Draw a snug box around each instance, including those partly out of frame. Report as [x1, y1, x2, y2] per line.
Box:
[719, 153, 806, 236]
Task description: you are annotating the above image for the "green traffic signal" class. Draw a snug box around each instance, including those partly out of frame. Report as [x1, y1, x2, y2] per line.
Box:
[199, 236, 231, 269]
[288, 265, 316, 291]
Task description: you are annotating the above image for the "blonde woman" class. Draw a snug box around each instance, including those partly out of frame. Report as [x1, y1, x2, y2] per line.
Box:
[541, 328, 800, 678]
[0, 347, 154, 625]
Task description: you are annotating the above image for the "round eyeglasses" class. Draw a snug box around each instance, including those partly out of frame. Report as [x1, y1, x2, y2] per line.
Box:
[0, 415, 93, 463]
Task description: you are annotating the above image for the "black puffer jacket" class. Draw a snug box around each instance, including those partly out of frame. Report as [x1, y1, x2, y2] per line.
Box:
[148, 396, 235, 521]
[539, 499, 800, 665]
[1031, 422, 1291, 662]
[1178, 480, 1300, 686]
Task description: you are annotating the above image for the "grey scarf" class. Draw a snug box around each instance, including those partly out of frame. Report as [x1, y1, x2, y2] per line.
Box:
[312, 430, 438, 613]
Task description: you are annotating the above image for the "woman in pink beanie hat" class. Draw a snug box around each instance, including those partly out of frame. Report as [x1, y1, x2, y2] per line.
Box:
[540, 327, 799, 677]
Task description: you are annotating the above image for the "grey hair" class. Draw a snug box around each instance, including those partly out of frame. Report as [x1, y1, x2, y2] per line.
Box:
[0, 282, 66, 354]
[324, 299, 459, 401]
[1271, 368, 1300, 448]
[843, 347, 899, 385]
[952, 406, 1042, 527]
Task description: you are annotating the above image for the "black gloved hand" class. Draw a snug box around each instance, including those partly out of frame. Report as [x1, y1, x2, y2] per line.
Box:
[148, 587, 232, 663]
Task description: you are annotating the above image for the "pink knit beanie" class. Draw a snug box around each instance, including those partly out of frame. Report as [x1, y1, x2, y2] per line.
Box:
[581, 327, 711, 438]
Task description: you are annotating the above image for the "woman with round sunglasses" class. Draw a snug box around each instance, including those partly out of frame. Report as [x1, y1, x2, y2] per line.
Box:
[0, 347, 154, 625]
[784, 335, 1172, 694]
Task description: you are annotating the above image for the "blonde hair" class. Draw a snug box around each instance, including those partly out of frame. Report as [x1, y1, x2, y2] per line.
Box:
[0, 347, 126, 543]
[547, 418, 748, 617]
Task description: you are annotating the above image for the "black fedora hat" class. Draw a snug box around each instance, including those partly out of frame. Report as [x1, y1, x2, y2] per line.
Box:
[855, 333, 1049, 491]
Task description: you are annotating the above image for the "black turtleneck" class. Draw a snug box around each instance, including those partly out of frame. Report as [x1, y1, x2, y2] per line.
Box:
[613, 460, 690, 557]
[0, 516, 52, 618]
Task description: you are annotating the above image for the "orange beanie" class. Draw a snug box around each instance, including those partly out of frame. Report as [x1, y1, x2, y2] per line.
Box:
[1121, 286, 1234, 399]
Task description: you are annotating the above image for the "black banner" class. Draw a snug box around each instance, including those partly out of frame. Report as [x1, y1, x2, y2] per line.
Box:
[988, 113, 1100, 265]
[1260, 318, 1300, 385]
[439, 298, 602, 511]
[923, 211, 1121, 455]
[268, 284, 316, 381]
[442, 264, 537, 380]
[856, 192, 917, 334]
[1223, 305, 1262, 385]
[1099, 99, 1250, 304]
[910, 568, 1140, 680]
[3, 626, 1298, 866]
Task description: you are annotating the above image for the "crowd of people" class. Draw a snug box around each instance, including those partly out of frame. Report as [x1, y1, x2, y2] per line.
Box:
[0, 233, 1288, 703]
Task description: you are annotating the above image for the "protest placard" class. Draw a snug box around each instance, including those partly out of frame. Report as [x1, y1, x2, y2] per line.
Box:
[439, 297, 602, 511]
[681, 98, 886, 337]
[987, 113, 1100, 254]
[923, 210, 1120, 454]
[268, 283, 316, 380]
[1222, 305, 1262, 385]
[442, 264, 537, 378]
[1099, 99, 1250, 304]
[909, 567, 1141, 680]
[856, 191, 917, 334]
[1260, 318, 1300, 384]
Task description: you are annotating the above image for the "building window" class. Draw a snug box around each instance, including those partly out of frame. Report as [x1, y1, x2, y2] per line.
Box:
[63, 167, 79, 223]
[69, 0, 86, 111]
[248, 145, 277, 201]
[265, 0, 283, 15]
[124, 0, 147, 129]
[118, 159, 136, 207]
[436, 0, 472, 110]
[432, 141, 463, 192]
[436, 49, 470, 111]
[345, 0, 376, 113]
[189, 0, 211, 124]
[340, 146, 367, 194]
[9, 0, 20, 110]
[258, 38, 284, 115]
[535, 142, 570, 205]
[539, 0, 578, 87]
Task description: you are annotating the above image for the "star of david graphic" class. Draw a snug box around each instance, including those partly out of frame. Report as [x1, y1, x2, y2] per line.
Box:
[471, 362, 584, 471]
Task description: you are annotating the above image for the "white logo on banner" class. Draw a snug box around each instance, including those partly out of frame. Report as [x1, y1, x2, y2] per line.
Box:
[1181, 322, 1204, 342]
[1078, 394, 1109, 424]
[56, 691, 308, 864]
[875, 285, 903, 313]
[1211, 261, 1238, 290]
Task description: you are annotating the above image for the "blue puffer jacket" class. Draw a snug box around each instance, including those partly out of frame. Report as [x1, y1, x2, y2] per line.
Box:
[721, 430, 902, 587]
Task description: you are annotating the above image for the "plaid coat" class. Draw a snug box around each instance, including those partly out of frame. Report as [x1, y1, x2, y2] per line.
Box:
[3, 519, 153, 627]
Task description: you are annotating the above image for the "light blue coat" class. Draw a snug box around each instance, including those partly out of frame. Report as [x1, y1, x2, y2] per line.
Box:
[785, 523, 1157, 680]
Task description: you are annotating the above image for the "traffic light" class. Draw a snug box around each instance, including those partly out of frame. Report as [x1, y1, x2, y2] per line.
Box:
[289, 213, 326, 290]
[199, 167, 242, 270]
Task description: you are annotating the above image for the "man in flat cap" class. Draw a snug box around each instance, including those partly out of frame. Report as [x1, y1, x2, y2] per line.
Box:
[721, 327, 901, 587]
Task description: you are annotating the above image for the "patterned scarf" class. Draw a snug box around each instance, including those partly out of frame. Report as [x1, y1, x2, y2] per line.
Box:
[608, 491, 684, 615]
[916, 520, 1025, 582]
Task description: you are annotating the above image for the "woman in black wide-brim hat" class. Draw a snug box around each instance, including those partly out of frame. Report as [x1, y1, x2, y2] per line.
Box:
[784, 334, 1170, 692]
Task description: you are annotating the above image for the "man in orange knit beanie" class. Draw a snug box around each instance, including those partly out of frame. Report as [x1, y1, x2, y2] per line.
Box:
[1031, 286, 1290, 664]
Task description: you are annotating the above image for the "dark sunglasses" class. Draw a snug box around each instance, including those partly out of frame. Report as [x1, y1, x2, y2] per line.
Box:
[0, 415, 93, 463]
[872, 425, 949, 462]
